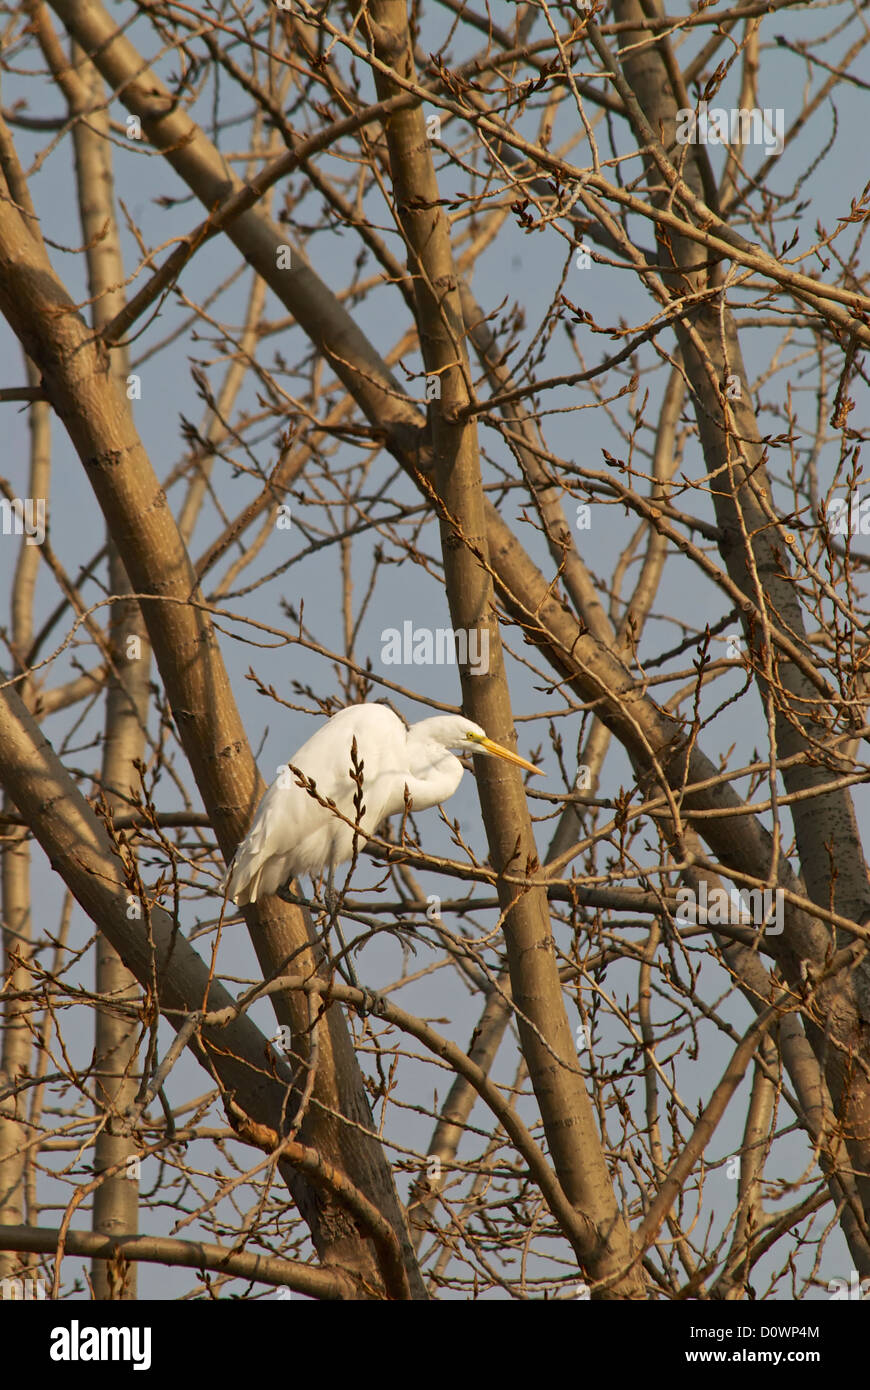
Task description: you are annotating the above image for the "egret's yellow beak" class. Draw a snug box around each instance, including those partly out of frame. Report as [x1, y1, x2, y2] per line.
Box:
[472, 735, 544, 775]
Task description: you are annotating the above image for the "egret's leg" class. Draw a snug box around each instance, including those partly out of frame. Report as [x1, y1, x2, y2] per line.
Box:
[324, 866, 382, 1014]
[324, 863, 338, 917]
[325, 863, 358, 987]
[276, 875, 380, 1009]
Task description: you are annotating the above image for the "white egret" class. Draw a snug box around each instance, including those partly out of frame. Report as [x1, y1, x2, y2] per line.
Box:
[223, 702, 542, 907]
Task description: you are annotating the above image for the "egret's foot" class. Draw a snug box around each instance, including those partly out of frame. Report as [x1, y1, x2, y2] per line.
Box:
[355, 986, 385, 1018]
[276, 884, 306, 906]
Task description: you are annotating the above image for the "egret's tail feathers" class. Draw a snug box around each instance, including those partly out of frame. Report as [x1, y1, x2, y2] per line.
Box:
[222, 856, 260, 906]
[222, 848, 286, 905]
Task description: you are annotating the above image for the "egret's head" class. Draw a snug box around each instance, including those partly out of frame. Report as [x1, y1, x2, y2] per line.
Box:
[420, 716, 543, 775]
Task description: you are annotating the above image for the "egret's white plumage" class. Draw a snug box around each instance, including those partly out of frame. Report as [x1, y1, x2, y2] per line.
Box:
[223, 703, 540, 905]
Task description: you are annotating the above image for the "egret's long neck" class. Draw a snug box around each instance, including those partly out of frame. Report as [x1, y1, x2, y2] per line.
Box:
[402, 736, 464, 810]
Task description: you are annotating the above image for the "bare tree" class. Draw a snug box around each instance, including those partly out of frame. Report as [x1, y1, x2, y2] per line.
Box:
[0, 0, 868, 1301]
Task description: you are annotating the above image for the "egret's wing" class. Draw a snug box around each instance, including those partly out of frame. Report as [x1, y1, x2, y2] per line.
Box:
[225, 759, 358, 901]
[224, 778, 313, 902]
[283, 705, 406, 822]
[223, 705, 409, 901]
